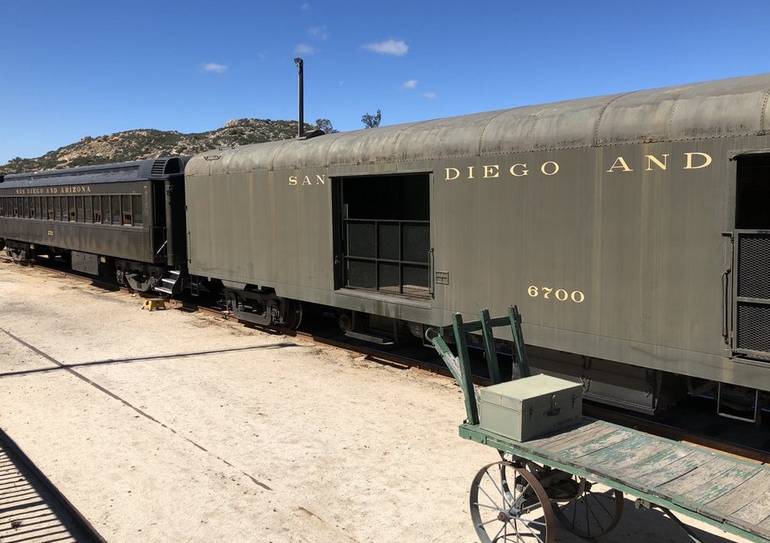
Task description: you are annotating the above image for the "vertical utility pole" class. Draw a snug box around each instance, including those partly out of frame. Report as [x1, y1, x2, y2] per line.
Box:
[293, 57, 305, 138]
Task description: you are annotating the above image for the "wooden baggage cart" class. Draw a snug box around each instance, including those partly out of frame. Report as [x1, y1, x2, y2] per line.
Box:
[428, 307, 770, 543]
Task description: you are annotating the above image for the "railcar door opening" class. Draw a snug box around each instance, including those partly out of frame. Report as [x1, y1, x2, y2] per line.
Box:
[732, 154, 770, 360]
[333, 173, 432, 298]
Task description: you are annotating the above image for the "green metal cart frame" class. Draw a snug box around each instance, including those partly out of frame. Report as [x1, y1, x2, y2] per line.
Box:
[428, 306, 770, 543]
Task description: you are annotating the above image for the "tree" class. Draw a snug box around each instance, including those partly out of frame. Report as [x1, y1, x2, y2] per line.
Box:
[315, 118, 337, 133]
[361, 109, 382, 129]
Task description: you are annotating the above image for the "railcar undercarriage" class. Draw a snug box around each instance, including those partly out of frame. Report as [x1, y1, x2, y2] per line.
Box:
[115, 260, 165, 293]
[222, 285, 303, 330]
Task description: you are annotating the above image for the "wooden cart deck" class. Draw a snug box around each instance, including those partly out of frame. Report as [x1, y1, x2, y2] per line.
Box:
[460, 418, 770, 543]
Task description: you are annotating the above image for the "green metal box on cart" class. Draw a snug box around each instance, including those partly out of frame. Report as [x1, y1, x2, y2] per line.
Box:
[477, 374, 583, 442]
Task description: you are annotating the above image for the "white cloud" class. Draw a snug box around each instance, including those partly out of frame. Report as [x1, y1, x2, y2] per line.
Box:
[301, 2, 310, 10]
[402, 79, 418, 90]
[308, 25, 329, 40]
[364, 39, 409, 56]
[202, 62, 227, 74]
[295, 43, 315, 55]
[423, 91, 437, 100]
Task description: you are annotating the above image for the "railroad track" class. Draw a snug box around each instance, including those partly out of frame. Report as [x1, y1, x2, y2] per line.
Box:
[0, 428, 105, 543]
[4, 257, 770, 465]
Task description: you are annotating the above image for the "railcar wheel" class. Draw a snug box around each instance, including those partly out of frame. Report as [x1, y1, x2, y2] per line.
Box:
[124, 272, 158, 293]
[9, 248, 28, 264]
[470, 461, 554, 543]
[282, 300, 303, 330]
[551, 476, 623, 539]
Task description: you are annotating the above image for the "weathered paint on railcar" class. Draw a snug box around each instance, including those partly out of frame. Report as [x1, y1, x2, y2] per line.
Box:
[185, 73, 770, 392]
[0, 180, 155, 263]
[0, 159, 185, 265]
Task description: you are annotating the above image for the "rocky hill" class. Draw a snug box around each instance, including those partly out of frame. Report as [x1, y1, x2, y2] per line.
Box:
[0, 118, 326, 175]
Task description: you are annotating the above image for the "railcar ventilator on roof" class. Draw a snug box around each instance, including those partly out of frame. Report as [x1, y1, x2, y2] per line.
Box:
[3, 73, 770, 418]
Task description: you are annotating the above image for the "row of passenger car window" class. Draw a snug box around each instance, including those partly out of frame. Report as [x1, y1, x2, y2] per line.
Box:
[0, 195, 143, 226]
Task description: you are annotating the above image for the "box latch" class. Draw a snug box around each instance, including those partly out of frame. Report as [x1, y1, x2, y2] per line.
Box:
[547, 394, 561, 417]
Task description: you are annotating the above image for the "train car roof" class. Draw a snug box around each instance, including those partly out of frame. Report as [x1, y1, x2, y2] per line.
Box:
[0, 157, 186, 189]
[187, 72, 770, 176]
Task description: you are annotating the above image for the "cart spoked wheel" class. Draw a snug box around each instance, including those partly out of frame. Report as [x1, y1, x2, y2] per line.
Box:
[551, 475, 624, 539]
[470, 461, 555, 543]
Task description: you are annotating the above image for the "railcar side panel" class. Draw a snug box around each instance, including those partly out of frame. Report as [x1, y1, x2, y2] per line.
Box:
[0, 180, 155, 262]
[186, 136, 770, 392]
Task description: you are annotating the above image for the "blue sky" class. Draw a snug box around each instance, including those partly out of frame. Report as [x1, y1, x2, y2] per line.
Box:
[1, 0, 769, 164]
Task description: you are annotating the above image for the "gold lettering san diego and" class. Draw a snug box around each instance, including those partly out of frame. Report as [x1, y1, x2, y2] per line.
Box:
[284, 150, 714, 186]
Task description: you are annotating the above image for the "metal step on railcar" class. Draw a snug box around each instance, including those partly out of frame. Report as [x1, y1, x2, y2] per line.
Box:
[154, 269, 181, 297]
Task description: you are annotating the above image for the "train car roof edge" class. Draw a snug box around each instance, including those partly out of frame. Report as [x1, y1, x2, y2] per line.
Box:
[0, 157, 188, 189]
[186, 72, 770, 177]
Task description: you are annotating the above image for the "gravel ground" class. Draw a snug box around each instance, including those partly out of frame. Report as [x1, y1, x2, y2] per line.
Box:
[0, 262, 750, 542]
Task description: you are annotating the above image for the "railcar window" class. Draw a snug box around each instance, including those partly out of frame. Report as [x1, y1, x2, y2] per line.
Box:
[102, 196, 111, 224]
[335, 173, 431, 298]
[34, 197, 40, 219]
[54, 197, 61, 221]
[736, 155, 770, 229]
[68, 196, 75, 221]
[121, 195, 132, 225]
[92, 196, 102, 223]
[47, 197, 54, 220]
[132, 195, 142, 225]
[41, 197, 47, 220]
[111, 196, 120, 224]
[76, 196, 84, 222]
[84, 196, 92, 222]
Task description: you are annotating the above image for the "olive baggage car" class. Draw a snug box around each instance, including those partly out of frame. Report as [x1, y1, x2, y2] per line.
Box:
[185, 73, 770, 418]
